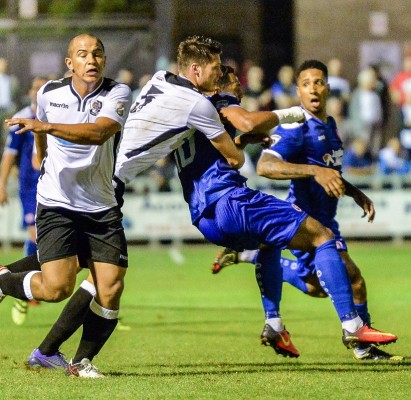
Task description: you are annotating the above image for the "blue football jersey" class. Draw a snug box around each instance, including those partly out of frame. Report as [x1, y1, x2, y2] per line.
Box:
[173, 93, 247, 224]
[269, 111, 344, 228]
[6, 105, 40, 192]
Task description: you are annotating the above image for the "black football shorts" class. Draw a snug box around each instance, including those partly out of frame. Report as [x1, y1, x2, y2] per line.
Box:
[36, 203, 128, 268]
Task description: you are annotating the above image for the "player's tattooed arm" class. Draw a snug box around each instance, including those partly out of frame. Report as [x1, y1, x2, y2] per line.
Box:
[257, 152, 345, 199]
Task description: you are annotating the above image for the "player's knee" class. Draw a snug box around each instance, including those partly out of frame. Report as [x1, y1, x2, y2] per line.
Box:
[350, 275, 366, 295]
[111, 278, 125, 299]
[43, 285, 73, 302]
[99, 278, 124, 305]
[297, 217, 334, 249]
[317, 226, 334, 243]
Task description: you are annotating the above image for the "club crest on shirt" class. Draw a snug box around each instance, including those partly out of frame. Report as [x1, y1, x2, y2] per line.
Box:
[116, 102, 126, 117]
[322, 148, 343, 166]
[90, 100, 102, 116]
[270, 134, 281, 147]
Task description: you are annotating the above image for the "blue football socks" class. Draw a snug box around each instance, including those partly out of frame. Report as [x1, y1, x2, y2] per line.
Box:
[281, 257, 309, 293]
[255, 247, 283, 320]
[314, 239, 358, 322]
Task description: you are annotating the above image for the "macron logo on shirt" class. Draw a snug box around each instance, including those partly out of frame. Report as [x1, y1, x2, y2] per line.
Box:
[50, 102, 69, 109]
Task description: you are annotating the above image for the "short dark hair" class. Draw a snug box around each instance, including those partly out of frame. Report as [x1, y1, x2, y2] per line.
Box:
[296, 60, 328, 80]
[177, 35, 222, 70]
[216, 64, 235, 90]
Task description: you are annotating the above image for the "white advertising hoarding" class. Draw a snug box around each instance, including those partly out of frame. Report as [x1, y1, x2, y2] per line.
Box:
[1, 190, 411, 245]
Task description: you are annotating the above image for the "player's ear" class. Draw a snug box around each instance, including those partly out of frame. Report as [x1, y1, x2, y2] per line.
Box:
[65, 57, 73, 71]
[192, 63, 201, 76]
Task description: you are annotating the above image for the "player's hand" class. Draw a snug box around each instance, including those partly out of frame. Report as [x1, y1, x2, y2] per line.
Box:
[313, 167, 345, 198]
[354, 192, 375, 223]
[236, 132, 272, 149]
[5, 118, 48, 135]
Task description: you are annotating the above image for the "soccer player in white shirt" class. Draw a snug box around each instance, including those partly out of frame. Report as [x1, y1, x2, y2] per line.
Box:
[0, 33, 131, 378]
[115, 36, 299, 190]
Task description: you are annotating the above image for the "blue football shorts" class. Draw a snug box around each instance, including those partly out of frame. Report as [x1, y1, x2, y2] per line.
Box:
[197, 187, 308, 252]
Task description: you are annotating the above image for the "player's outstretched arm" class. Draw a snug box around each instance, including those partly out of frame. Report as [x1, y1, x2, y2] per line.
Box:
[343, 179, 375, 222]
[220, 106, 304, 134]
[5, 117, 121, 145]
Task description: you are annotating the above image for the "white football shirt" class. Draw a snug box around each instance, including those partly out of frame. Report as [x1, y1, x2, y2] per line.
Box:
[36, 77, 131, 212]
[115, 70, 226, 183]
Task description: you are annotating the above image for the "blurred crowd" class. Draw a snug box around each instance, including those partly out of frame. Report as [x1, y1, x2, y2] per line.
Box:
[221, 55, 411, 181]
[2, 53, 411, 195]
[127, 54, 411, 193]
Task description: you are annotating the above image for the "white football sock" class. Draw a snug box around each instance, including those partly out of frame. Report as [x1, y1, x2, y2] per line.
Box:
[342, 315, 364, 333]
[239, 250, 258, 263]
[266, 317, 285, 332]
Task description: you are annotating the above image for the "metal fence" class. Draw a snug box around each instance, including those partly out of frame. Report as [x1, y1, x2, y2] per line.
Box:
[0, 16, 156, 95]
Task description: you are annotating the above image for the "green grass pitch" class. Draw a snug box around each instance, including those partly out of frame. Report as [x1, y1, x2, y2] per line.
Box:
[0, 243, 410, 399]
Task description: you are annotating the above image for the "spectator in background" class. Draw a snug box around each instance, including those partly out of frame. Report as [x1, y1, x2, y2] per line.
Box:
[0, 57, 20, 154]
[343, 138, 375, 176]
[327, 57, 350, 115]
[148, 155, 177, 192]
[327, 96, 353, 148]
[349, 67, 384, 158]
[378, 137, 410, 175]
[240, 64, 273, 166]
[132, 73, 152, 103]
[237, 59, 254, 87]
[241, 65, 272, 112]
[399, 88, 411, 159]
[115, 68, 135, 90]
[389, 54, 411, 108]
[370, 64, 391, 133]
[270, 65, 299, 109]
[388, 55, 411, 139]
[166, 61, 178, 75]
[0, 76, 48, 325]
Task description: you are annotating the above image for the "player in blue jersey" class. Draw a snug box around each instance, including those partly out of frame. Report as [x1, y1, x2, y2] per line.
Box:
[196, 61, 400, 356]
[173, 60, 398, 357]
[212, 60, 402, 360]
[0, 76, 48, 325]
